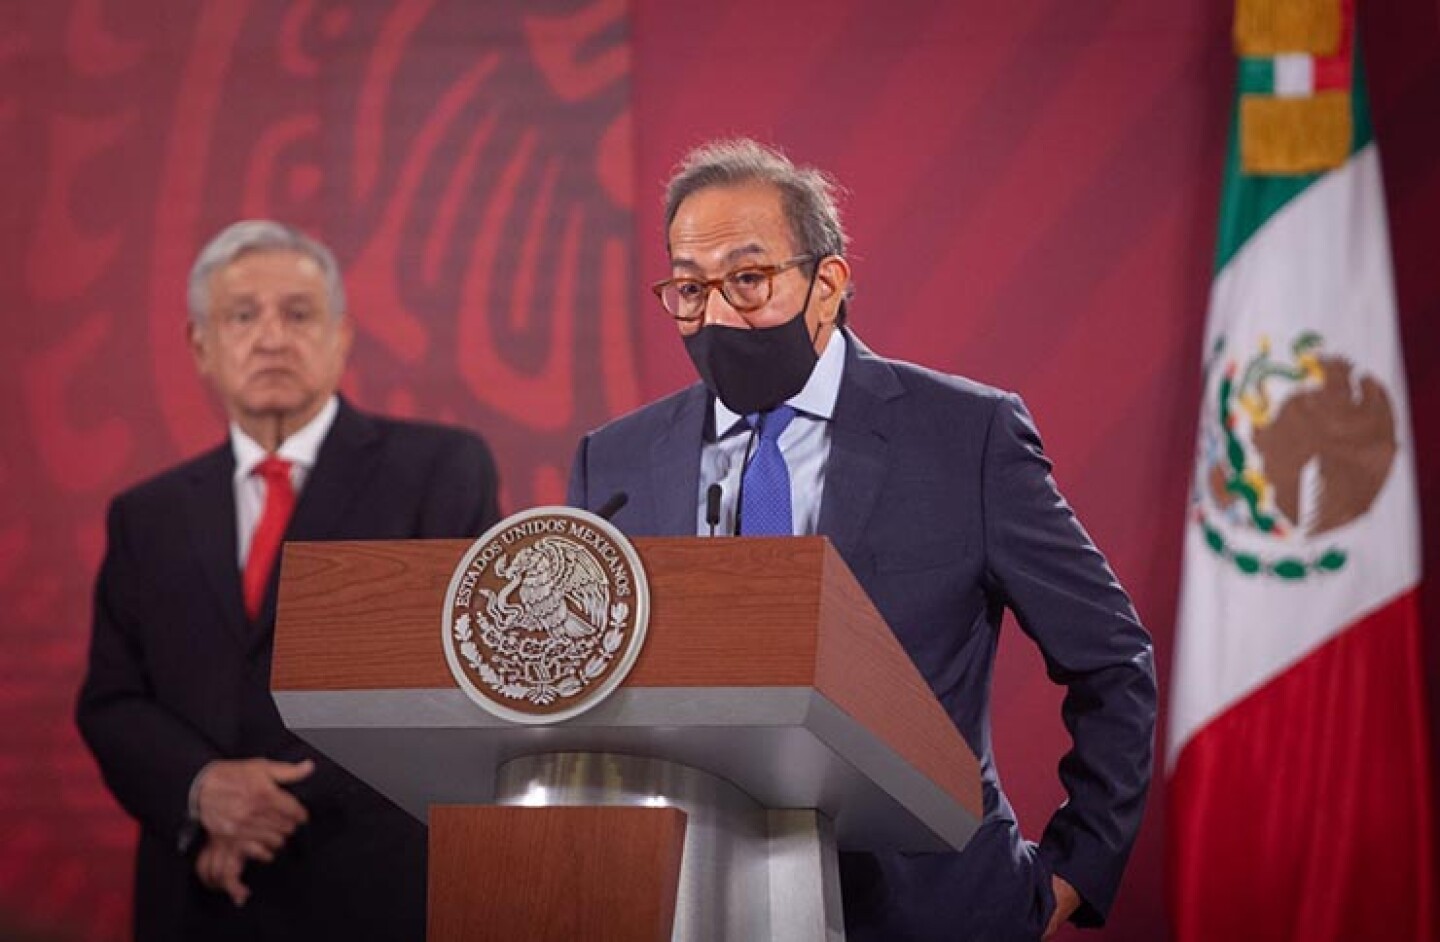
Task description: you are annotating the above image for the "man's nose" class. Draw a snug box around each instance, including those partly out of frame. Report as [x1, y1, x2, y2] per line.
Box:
[254, 307, 288, 345]
[702, 286, 748, 328]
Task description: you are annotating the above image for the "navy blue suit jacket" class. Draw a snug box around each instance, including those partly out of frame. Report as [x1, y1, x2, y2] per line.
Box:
[77, 399, 500, 942]
[568, 332, 1156, 941]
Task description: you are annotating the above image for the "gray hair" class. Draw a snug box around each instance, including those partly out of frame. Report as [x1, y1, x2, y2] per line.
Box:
[665, 139, 848, 258]
[664, 139, 851, 317]
[186, 220, 347, 323]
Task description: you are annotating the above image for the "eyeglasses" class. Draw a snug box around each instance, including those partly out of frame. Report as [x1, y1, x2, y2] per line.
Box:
[651, 254, 816, 322]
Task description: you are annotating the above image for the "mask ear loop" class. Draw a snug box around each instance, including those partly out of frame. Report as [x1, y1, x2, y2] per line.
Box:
[733, 253, 823, 329]
[802, 255, 836, 348]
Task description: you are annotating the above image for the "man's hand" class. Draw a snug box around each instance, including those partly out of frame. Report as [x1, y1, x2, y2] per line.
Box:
[195, 758, 313, 851]
[192, 758, 313, 906]
[196, 834, 251, 907]
[1042, 875, 1081, 940]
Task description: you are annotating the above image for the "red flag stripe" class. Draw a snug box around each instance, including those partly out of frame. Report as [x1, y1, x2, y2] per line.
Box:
[1168, 589, 1435, 942]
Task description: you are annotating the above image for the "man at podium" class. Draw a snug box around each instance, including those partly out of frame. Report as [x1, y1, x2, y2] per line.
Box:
[568, 140, 1157, 940]
[76, 220, 501, 941]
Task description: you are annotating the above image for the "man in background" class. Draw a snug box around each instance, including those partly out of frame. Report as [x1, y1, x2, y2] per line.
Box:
[569, 140, 1157, 940]
[77, 220, 501, 940]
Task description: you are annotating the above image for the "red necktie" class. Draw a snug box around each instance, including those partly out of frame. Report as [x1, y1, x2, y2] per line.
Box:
[243, 455, 296, 620]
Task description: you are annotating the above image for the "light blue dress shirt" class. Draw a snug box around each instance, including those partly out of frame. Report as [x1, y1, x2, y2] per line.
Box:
[695, 330, 847, 536]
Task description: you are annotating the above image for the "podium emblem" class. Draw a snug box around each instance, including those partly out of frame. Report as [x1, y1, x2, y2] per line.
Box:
[442, 507, 650, 723]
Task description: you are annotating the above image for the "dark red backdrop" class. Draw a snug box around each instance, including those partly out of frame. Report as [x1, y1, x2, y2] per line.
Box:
[1, 2, 1436, 940]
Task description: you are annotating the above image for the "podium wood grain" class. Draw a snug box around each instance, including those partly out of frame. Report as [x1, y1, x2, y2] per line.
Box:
[429, 805, 686, 942]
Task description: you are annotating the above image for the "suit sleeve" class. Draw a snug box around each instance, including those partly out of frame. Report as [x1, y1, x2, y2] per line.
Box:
[75, 498, 222, 853]
[980, 393, 1157, 926]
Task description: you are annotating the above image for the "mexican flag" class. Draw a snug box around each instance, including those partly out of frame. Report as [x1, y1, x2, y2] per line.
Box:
[1167, 3, 1434, 941]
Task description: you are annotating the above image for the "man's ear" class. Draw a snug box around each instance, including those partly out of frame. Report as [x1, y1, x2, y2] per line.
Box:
[814, 255, 851, 325]
[337, 314, 355, 359]
[188, 320, 211, 377]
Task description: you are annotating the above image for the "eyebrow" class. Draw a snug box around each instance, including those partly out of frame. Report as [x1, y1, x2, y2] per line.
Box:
[221, 291, 319, 309]
[670, 242, 769, 273]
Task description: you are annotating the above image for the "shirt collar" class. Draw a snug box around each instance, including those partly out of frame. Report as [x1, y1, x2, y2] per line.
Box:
[230, 395, 340, 479]
[713, 328, 847, 438]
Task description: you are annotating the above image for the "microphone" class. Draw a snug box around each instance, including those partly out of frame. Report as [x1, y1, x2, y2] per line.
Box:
[705, 484, 722, 537]
[595, 491, 629, 521]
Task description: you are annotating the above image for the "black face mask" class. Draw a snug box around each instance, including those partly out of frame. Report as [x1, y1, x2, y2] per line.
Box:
[682, 309, 819, 416]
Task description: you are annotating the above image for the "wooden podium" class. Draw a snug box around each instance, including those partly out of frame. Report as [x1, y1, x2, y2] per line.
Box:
[272, 536, 982, 941]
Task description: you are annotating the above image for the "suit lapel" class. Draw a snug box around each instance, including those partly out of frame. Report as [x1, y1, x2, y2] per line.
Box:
[286, 399, 382, 542]
[818, 331, 902, 560]
[184, 445, 249, 644]
[650, 385, 708, 536]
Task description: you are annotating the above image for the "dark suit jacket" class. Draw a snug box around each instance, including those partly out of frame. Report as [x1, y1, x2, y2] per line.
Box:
[568, 332, 1157, 941]
[77, 399, 500, 942]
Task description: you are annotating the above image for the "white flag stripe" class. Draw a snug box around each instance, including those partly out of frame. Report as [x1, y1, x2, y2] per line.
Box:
[1273, 54, 1315, 98]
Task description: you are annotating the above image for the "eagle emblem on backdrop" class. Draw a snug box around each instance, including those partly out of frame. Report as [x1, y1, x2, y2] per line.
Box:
[443, 507, 649, 723]
[1191, 332, 1398, 580]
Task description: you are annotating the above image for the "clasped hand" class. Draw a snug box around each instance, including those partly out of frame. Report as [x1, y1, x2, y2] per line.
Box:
[192, 758, 314, 906]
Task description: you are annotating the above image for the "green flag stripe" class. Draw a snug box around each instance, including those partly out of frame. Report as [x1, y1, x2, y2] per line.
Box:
[1238, 57, 1275, 95]
[1213, 37, 1376, 274]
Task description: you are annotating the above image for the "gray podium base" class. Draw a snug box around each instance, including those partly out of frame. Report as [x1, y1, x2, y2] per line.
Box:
[495, 752, 846, 942]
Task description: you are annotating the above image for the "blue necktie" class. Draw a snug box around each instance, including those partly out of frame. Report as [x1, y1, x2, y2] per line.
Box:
[740, 405, 797, 535]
